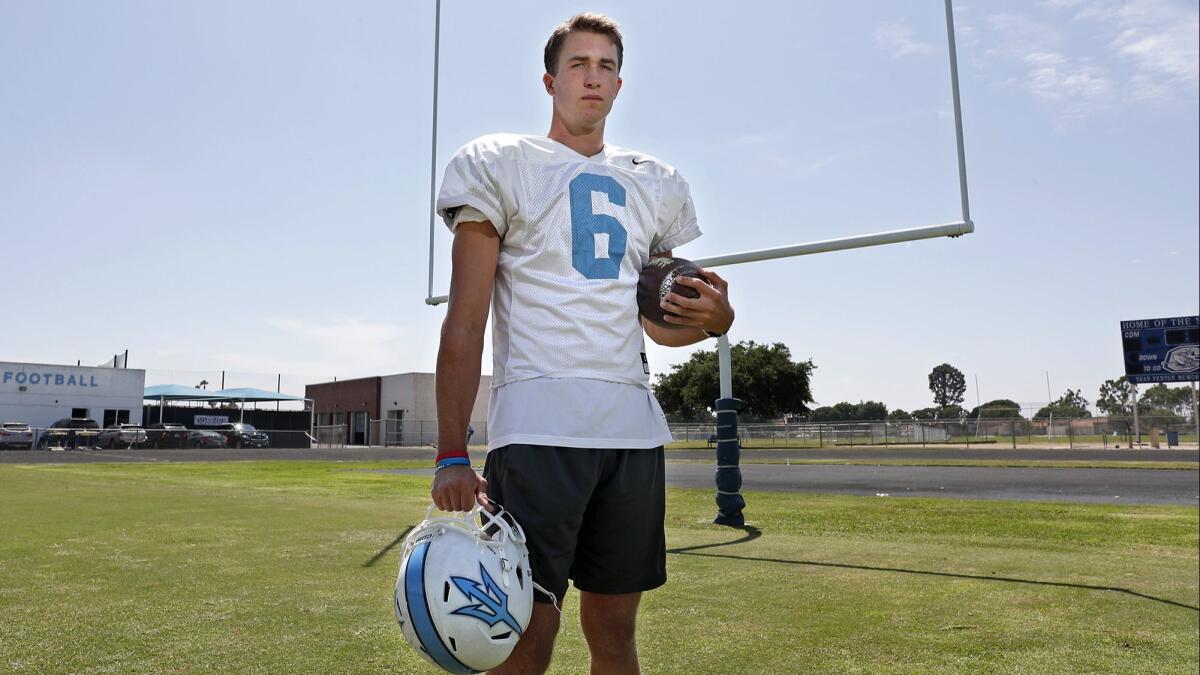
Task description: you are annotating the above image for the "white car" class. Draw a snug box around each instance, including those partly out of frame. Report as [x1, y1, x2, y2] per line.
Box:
[97, 424, 149, 449]
[0, 422, 34, 450]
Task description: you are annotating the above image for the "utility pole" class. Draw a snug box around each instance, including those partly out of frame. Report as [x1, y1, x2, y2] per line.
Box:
[1191, 382, 1197, 448]
[1045, 372, 1053, 442]
[1131, 383, 1141, 445]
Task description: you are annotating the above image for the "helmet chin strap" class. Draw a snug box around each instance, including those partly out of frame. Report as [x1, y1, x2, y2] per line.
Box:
[532, 581, 561, 618]
[480, 504, 562, 619]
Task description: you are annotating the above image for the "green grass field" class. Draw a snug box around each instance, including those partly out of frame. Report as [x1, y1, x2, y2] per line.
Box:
[1, 461, 1196, 673]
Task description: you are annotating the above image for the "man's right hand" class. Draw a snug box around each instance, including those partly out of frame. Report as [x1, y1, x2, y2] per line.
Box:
[431, 464, 490, 512]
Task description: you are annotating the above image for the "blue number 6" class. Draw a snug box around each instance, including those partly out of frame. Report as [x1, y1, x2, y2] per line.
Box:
[569, 173, 627, 279]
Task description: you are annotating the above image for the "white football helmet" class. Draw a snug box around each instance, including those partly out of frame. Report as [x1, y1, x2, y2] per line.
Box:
[394, 504, 534, 674]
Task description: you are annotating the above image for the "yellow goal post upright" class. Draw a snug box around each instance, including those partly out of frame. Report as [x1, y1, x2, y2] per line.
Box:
[423, 0, 975, 526]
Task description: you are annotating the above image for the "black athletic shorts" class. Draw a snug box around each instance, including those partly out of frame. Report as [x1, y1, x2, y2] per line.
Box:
[482, 444, 666, 604]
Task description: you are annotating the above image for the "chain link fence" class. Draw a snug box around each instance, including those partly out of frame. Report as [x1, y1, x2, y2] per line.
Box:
[20, 418, 1181, 450]
[312, 424, 348, 448]
[6, 426, 313, 450]
[311, 420, 489, 448]
[304, 416, 1196, 449]
[668, 416, 1196, 449]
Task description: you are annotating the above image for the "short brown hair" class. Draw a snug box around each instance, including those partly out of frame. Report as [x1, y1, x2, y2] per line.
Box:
[543, 13, 624, 75]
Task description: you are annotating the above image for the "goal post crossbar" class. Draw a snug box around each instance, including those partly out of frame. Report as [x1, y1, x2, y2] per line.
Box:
[424, 219, 973, 306]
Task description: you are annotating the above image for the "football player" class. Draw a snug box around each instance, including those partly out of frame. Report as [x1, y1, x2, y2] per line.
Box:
[431, 13, 734, 674]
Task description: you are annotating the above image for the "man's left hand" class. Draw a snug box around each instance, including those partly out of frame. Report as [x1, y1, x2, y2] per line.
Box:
[660, 269, 734, 335]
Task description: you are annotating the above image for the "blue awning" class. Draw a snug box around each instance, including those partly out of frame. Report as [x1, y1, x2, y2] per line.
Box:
[211, 387, 307, 402]
[143, 384, 225, 400]
[144, 385, 306, 403]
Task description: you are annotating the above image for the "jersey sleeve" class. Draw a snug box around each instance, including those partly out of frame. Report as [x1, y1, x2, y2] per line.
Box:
[436, 138, 516, 236]
[650, 170, 702, 255]
[451, 205, 491, 229]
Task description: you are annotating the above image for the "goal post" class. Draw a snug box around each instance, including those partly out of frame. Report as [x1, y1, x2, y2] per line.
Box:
[422, 0, 977, 526]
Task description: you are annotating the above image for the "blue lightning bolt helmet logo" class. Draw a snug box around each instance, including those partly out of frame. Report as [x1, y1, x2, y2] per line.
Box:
[450, 563, 524, 635]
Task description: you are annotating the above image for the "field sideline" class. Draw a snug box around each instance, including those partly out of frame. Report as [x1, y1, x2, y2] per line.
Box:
[1, 460, 1196, 673]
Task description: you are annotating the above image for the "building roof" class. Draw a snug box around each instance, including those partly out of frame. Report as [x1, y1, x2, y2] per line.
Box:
[144, 384, 306, 402]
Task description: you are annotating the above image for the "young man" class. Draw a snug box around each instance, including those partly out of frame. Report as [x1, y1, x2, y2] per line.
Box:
[431, 13, 734, 674]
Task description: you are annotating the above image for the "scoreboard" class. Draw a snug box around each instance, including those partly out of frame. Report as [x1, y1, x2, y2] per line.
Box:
[1120, 315, 1199, 384]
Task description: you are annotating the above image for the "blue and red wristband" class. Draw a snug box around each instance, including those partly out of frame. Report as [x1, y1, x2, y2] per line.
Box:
[435, 456, 471, 471]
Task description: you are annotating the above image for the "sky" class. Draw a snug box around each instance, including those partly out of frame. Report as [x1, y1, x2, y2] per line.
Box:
[2, 0, 1198, 415]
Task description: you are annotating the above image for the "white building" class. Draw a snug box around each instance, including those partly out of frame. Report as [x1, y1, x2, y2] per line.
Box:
[380, 372, 491, 445]
[380, 372, 491, 422]
[0, 361, 147, 429]
[308, 372, 490, 446]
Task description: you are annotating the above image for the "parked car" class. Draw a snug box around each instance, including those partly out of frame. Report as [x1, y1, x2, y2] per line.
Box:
[96, 424, 148, 449]
[146, 423, 191, 448]
[145, 423, 228, 449]
[183, 430, 227, 449]
[215, 423, 270, 449]
[0, 422, 34, 450]
[35, 418, 101, 450]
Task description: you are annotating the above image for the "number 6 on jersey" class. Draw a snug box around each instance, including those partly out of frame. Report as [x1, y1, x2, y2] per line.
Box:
[569, 172, 627, 279]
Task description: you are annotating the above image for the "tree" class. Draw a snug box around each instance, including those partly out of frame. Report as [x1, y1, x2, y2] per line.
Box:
[857, 401, 888, 421]
[941, 404, 967, 420]
[1034, 389, 1091, 419]
[809, 406, 841, 423]
[1135, 383, 1191, 424]
[831, 401, 861, 421]
[928, 364, 966, 409]
[810, 400, 888, 422]
[887, 409, 913, 421]
[652, 341, 814, 421]
[911, 405, 964, 420]
[1097, 378, 1192, 422]
[969, 399, 1023, 419]
[1096, 377, 1134, 417]
[1140, 384, 1193, 419]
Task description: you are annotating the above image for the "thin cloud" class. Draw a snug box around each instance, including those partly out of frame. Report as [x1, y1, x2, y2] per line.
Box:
[873, 22, 935, 59]
[1110, 3, 1199, 99]
[730, 133, 771, 146]
[957, 22, 981, 49]
[793, 152, 853, 177]
[986, 13, 1064, 57]
[1023, 52, 1115, 103]
[983, 12, 1117, 119]
[210, 316, 415, 377]
[1066, 0, 1198, 101]
[720, 133, 853, 179]
[758, 149, 853, 179]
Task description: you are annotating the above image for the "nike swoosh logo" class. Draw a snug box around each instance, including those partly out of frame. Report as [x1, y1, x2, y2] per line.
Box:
[632, 158, 647, 165]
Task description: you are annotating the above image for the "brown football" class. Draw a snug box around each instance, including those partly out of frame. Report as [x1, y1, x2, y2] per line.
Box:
[637, 257, 706, 328]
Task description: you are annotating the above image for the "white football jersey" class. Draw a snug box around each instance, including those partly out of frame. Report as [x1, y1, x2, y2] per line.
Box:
[437, 134, 701, 389]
